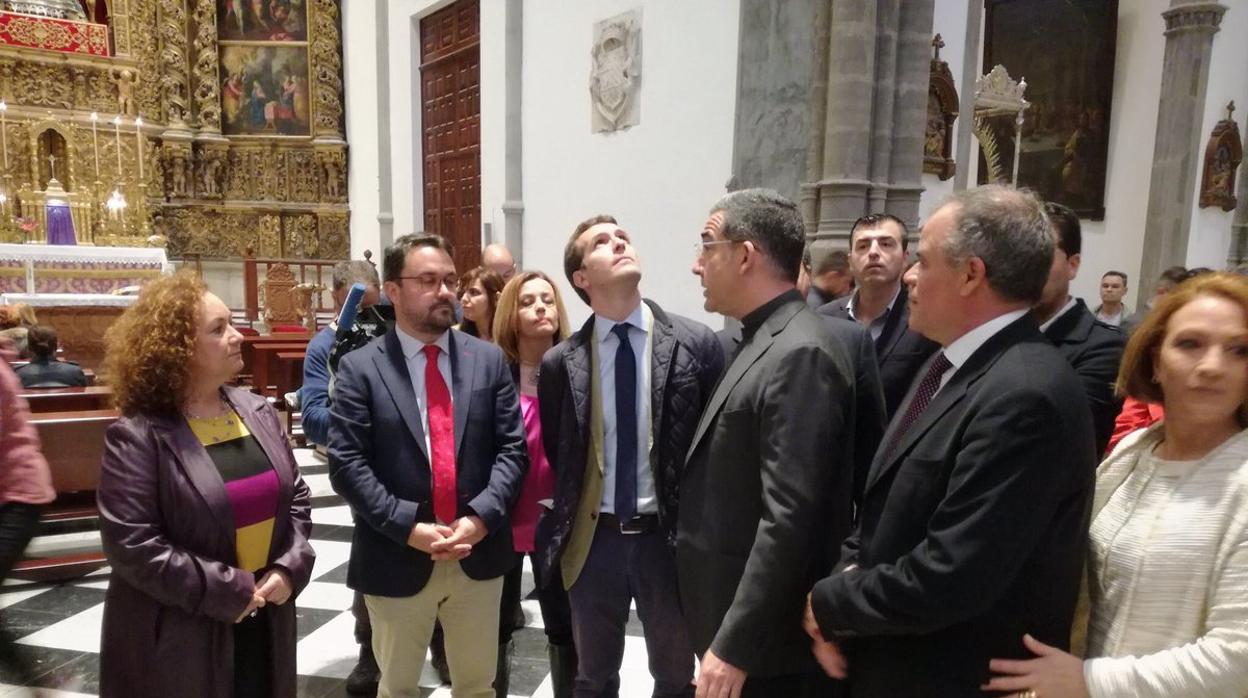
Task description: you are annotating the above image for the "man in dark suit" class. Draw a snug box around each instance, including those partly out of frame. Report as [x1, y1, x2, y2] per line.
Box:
[682, 189, 858, 697]
[329, 233, 528, 698]
[1035, 202, 1126, 457]
[819, 214, 938, 419]
[805, 186, 1096, 697]
[536, 215, 722, 698]
[718, 245, 887, 511]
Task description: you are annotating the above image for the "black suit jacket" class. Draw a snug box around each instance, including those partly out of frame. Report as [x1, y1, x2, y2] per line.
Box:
[717, 315, 886, 511]
[810, 315, 1095, 697]
[820, 293, 939, 419]
[16, 359, 87, 388]
[328, 329, 528, 597]
[679, 293, 857, 677]
[1042, 299, 1126, 458]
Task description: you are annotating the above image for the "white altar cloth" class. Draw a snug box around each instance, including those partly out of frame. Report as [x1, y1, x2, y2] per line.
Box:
[0, 244, 170, 294]
[0, 244, 170, 268]
[0, 293, 138, 307]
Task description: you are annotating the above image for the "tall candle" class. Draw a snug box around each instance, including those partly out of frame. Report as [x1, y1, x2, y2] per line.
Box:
[135, 116, 144, 181]
[0, 101, 8, 170]
[112, 115, 122, 176]
[90, 112, 100, 180]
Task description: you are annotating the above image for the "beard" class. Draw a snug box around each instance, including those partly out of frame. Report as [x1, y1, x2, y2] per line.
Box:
[416, 301, 456, 333]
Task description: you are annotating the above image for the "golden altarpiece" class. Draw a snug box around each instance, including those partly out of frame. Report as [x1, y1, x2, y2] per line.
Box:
[0, 0, 348, 260]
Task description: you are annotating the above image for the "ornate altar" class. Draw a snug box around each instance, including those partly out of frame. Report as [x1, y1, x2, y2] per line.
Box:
[0, 0, 349, 260]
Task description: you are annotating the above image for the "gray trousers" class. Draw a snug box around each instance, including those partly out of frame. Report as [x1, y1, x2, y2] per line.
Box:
[567, 522, 695, 698]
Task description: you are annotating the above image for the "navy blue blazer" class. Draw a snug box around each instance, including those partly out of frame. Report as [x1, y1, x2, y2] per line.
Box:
[328, 328, 529, 597]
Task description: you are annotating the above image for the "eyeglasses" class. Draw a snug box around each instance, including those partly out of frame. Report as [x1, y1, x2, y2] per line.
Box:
[393, 275, 459, 292]
[693, 240, 737, 259]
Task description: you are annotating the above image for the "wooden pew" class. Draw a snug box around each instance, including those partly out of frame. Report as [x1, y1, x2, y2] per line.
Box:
[252, 342, 311, 397]
[14, 408, 119, 579]
[21, 386, 113, 413]
[241, 333, 313, 374]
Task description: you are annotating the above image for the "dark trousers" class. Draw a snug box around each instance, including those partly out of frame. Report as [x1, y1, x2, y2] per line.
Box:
[568, 522, 695, 698]
[0, 503, 41, 684]
[233, 602, 273, 698]
[740, 673, 805, 697]
[500, 552, 574, 645]
[351, 590, 372, 645]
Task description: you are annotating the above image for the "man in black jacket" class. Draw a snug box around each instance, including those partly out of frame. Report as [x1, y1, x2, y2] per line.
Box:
[15, 325, 86, 388]
[719, 246, 886, 512]
[805, 186, 1095, 697]
[819, 214, 938, 419]
[1034, 202, 1126, 457]
[683, 189, 858, 697]
[536, 215, 722, 698]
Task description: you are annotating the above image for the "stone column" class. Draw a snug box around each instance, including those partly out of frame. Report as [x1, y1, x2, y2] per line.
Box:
[884, 0, 935, 222]
[1138, 0, 1227, 309]
[1230, 150, 1248, 268]
[501, 0, 524, 267]
[814, 0, 877, 243]
[808, 0, 934, 248]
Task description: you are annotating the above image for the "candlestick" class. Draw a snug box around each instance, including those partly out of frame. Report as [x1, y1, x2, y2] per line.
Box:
[90, 112, 100, 180]
[0, 102, 8, 170]
[135, 116, 144, 181]
[112, 115, 122, 178]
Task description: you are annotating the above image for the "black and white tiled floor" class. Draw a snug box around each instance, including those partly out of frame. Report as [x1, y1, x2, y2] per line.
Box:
[0, 449, 658, 697]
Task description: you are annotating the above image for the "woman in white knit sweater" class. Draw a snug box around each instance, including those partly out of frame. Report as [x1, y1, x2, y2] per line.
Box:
[983, 272, 1248, 698]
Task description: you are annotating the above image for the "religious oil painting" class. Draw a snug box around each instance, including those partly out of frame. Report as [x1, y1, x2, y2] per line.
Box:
[982, 0, 1118, 220]
[217, 0, 307, 42]
[220, 45, 311, 136]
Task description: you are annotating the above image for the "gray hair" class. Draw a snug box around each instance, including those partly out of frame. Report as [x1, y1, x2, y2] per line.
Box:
[940, 186, 1053, 304]
[710, 188, 805, 283]
[331, 260, 380, 292]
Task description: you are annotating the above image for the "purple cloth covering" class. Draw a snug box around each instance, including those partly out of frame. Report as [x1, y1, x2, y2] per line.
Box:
[45, 203, 77, 245]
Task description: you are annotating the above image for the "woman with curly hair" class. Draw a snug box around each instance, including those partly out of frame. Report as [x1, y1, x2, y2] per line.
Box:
[458, 266, 505, 341]
[96, 272, 315, 698]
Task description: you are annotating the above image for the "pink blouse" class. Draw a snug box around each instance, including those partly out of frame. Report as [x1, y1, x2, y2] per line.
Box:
[511, 393, 554, 553]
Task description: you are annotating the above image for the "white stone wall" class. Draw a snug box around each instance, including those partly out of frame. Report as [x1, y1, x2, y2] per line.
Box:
[1186, 2, 1248, 270]
[520, 0, 741, 327]
[343, 1, 739, 326]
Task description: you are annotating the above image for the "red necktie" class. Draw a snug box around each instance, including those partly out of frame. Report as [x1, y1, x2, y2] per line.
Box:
[423, 344, 457, 524]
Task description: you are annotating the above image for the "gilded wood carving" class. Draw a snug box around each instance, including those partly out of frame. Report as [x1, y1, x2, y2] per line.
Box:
[0, 0, 349, 259]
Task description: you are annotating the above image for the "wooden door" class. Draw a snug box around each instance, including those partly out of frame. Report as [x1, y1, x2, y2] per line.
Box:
[420, 0, 481, 273]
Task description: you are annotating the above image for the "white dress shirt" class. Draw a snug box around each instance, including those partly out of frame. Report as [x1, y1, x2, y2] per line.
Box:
[395, 327, 453, 461]
[594, 303, 657, 515]
[937, 308, 1029, 394]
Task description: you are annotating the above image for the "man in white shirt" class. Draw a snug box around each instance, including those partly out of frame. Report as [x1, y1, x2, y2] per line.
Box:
[1093, 271, 1129, 326]
[804, 186, 1096, 697]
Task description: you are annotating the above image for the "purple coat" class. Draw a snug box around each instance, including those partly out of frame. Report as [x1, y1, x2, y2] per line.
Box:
[97, 386, 315, 698]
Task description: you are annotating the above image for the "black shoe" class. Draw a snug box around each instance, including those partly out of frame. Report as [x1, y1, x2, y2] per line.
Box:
[494, 640, 513, 698]
[547, 642, 578, 698]
[345, 644, 380, 696]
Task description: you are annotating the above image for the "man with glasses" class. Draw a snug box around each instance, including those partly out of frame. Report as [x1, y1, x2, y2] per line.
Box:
[682, 189, 858, 697]
[819, 213, 938, 418]
[536, 214, 722, 697]
[329, 232, 528, 698]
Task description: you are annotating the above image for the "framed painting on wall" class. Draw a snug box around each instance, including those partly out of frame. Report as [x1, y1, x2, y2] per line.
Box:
[218, 0, 307, 42]
[982, 0, 1118, 219]
[219, 45, 311, 136]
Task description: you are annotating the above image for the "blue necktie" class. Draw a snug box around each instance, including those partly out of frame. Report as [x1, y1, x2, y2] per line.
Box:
[611, 323, 638, 521]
